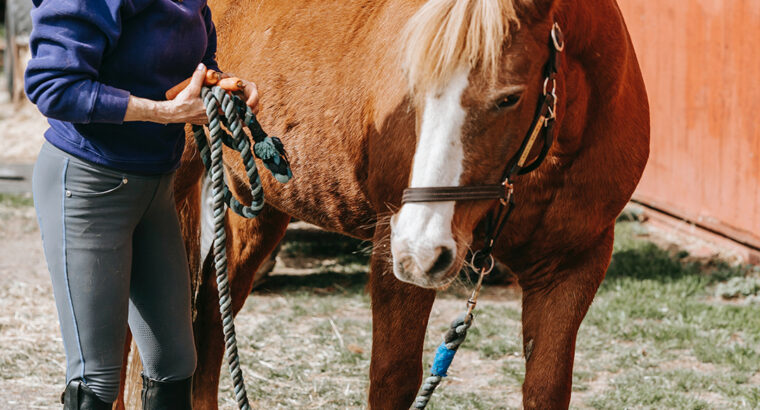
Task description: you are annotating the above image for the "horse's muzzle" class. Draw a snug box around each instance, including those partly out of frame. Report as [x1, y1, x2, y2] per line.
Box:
[391, 242, 459, 288]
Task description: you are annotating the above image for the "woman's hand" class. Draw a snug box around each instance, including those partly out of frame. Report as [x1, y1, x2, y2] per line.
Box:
[124, 63, 208, 124]
[123, 63, 260, 124]
[166, 63, 210, 124]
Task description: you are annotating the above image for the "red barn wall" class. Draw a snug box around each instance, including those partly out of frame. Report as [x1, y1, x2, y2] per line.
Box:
[617, 0, 760, 249]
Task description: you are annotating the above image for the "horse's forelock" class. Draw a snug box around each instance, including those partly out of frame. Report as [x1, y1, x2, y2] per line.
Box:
[400, 0, 527, 98]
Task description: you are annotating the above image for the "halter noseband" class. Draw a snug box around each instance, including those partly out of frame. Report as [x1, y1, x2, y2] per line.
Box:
[401, 23, 565, 269]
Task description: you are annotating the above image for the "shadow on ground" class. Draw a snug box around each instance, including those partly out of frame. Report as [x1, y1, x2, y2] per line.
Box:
[258, 271, 368, 294]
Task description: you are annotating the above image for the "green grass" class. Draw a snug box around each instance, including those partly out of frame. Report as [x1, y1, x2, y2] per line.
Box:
[0, 193, 33, 208]
[575, 222, 760, 409]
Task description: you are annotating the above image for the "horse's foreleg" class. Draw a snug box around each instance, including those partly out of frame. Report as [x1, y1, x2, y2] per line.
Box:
[517, 233, 613, 409]
[192, 204, 290, 410]
[368, 227, 436, 409]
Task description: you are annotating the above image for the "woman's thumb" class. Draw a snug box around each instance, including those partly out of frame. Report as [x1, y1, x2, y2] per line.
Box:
[186, 63, 207, 95]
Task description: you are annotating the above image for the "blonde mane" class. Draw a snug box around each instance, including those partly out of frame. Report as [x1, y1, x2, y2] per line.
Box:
[401, 0, 522, 95]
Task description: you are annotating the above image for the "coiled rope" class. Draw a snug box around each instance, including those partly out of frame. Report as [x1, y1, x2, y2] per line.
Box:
[193, 85, 292, 409]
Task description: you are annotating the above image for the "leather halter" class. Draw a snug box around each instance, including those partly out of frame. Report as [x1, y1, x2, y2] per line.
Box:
[401, 23, 565, 269]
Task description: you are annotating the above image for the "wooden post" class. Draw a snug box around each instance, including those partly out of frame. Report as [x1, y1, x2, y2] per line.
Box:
[10, 36, 29, 104]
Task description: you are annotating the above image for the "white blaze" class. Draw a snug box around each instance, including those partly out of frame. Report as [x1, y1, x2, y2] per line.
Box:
[391, 71, 468, 277]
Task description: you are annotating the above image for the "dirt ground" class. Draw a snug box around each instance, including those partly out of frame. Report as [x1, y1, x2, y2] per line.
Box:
[0, 94, 48, 164]
[0, 198, 63, 408]
[0, 94, 57, 407]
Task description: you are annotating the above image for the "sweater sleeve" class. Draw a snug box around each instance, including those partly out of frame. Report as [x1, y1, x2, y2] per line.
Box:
[201, 5, 221, 72]
[24, 0, 131, 124]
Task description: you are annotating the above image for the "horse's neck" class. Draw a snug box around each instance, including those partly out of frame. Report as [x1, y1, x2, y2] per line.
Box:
[507, 0, 649, 252]
[208, 0, 420, 235]
[558, 0, 634, 97]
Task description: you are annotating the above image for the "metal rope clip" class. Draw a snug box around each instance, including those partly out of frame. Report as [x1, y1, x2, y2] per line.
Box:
[542, 77, 558, 125]
[465, 259, 491, 317]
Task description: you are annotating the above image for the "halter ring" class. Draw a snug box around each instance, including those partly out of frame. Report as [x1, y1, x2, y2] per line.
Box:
[551, 23, 565, 52]
[470, 251, 495, 275]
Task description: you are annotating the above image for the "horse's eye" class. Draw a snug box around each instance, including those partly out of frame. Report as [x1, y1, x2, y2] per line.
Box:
[495, 93, 522, 110]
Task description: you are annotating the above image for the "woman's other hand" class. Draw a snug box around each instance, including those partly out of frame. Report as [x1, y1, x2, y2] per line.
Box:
[237, 78, 260, 115]
[216, 73, 260, 115]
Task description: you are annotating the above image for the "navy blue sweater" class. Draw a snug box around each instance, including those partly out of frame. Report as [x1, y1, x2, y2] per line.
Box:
[24, 0, 220, 174]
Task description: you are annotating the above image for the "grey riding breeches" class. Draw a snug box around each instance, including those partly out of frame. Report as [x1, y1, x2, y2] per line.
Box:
[33, 142, 197, 403]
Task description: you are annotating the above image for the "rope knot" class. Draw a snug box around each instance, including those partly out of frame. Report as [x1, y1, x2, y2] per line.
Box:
[443, 313, 473, 348]
[253, 136, 293, 183]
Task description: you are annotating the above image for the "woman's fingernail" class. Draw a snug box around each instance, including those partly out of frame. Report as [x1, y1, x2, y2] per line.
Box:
[197, 63, 205, 70]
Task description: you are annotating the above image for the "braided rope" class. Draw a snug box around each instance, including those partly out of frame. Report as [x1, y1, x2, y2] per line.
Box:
[192, 85, 292, 410]
[413, 314, 473, 409]
[413, 263, 491, 409]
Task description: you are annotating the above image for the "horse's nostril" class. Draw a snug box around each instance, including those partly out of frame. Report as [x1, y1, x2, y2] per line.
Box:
[399, 255, 416, 274]
[428, 246, 454, 275]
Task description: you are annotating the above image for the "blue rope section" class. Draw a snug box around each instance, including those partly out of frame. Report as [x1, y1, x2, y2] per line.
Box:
[430, 343, 457, 377]
[193, 85, 292, 409]
[413, 313, 473, 409]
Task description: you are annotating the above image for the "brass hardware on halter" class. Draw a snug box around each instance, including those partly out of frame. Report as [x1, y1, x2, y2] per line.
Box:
[501, 180, 514, 205]
[470, 250, 495, 274]
[551, 22, 565, 52]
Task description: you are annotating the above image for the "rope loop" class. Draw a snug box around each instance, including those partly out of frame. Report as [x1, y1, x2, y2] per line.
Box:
[193, 85, 292, 219]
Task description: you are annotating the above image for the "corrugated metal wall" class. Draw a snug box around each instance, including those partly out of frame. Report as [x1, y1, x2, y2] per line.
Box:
[617, 0, 760, 249]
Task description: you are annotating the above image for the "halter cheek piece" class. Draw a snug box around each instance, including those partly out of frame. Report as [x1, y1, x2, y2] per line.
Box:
[401, 23, 565, 270]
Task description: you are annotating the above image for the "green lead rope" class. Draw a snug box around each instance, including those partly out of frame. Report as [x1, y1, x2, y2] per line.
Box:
[193, 85, 292, 409]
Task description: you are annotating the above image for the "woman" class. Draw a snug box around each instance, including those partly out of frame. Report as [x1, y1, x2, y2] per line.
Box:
[24, 0, 259, 408]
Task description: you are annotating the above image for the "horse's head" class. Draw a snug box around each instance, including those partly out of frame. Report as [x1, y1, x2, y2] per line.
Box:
[390, 0, 558, 288]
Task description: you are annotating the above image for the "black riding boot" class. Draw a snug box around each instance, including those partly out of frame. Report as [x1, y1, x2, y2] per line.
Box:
[61, 379, 111, 410]
[141, 374, 193, 410]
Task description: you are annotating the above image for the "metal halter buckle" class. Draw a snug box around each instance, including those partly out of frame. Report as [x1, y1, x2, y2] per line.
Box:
[500, 180, 514, 205]
[551, 22, 565, 52]
[543, 77, 557, 97]
[542, 77, 558, 124]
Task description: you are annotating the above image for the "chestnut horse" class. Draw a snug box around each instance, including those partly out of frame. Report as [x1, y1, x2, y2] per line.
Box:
[168, 0, 649, 408]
